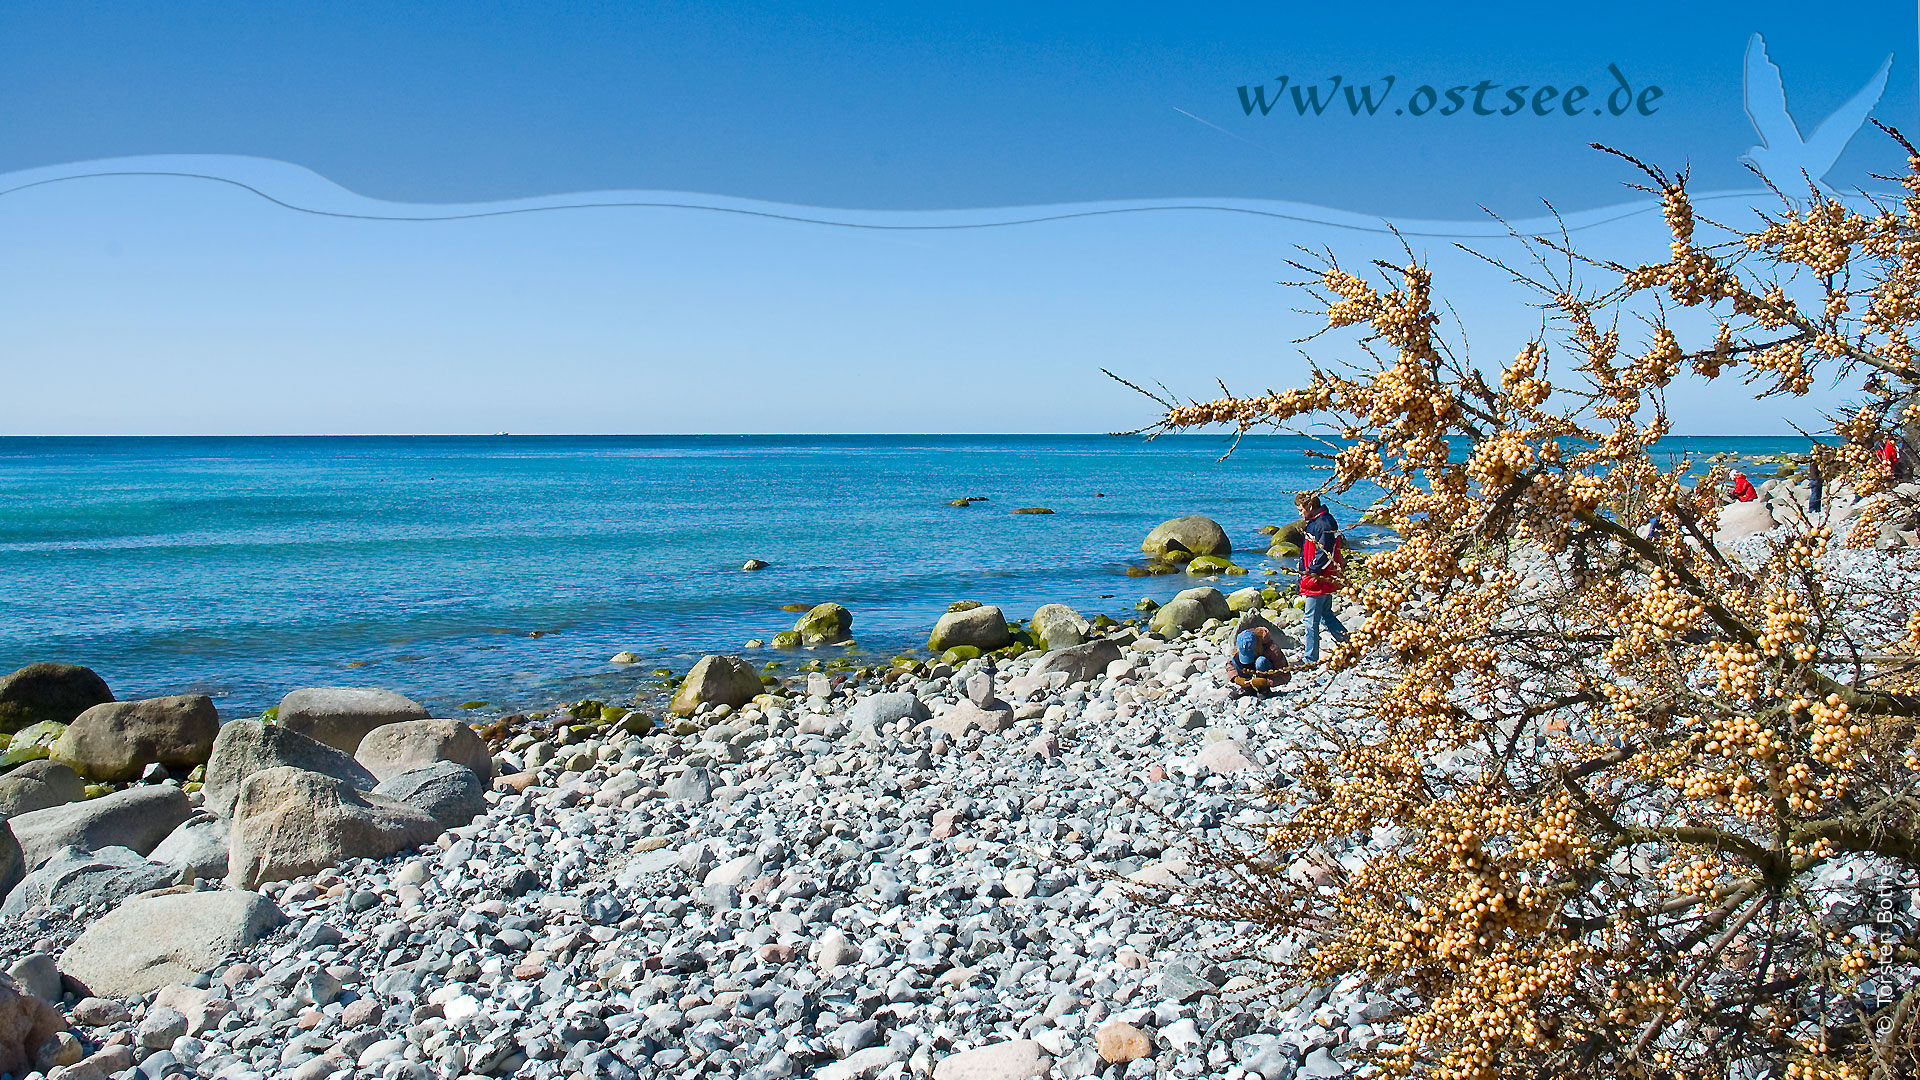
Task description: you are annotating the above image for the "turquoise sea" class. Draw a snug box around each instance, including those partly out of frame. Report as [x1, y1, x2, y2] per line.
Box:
[0, 434, 1812, 717]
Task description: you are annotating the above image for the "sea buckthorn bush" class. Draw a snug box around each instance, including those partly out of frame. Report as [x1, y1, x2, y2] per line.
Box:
[1140, 136, 1920, 1078]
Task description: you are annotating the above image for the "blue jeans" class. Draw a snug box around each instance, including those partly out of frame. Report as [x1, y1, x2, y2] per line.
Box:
[1303, 593, 1349, 662]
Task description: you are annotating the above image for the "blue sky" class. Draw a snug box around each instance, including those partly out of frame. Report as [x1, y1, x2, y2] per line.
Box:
[0, 3, 1913, 433]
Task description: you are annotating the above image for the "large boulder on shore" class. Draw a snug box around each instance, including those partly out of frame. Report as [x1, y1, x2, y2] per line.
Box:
[1714, 500, 1778, 544]
[928, 605, 1012, 653]
[202, 720, 379, 820]
[0, 761, 86, 820]
[0, 971, 64, 1078]
[1029, 639, 1123, 686]
[1030, 604, 1088, 652]
[0, 663, 111, 733]
[354, 718, 493, 783]
[792, 603, 853, 646]
[1149, 586, 1232, 636]
[373, 762, 487, 830]
[226, 767, 441, 889]
[669, 656, 764, 718]
[1141, 516, 1231, 563]
[274, 687, 430, 753]
[0, 844, 179, 919]
[51, 694, 220, 782]
[8, 784, 190, 872]
[60, 889, 284, 998]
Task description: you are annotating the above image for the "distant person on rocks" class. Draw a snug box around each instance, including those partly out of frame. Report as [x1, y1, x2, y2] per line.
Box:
[1295, 492, 1351, 664]
[1229, 626, 1289, 696]
[1809, 459, 1823, 515]
[1881, 437, 1907, 480]
[1730, 472, 1759, 503]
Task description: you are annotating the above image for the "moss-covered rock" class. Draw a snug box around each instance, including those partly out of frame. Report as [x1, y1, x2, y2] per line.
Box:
[1185, 555, 1244, 575]
[793, 602, 853, 646]
[772, 630, 803, 649]
[940, 646, 981, 665]
[1031, 604, 1089, 651]
[946, 600, 982, 613]
[1227, 587, 1264, 613]
[1, 721, 68, 767]
[780, 603, 811, 613]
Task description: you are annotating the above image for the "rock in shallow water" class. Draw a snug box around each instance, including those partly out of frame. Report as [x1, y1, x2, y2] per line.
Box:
[928, 605, 1012, 653]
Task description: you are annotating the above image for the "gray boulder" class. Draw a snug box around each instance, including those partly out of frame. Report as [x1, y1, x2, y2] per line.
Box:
[0, 760, 86, 819]
[0, 845, 179, 918]
[50, 694, 220, 782]
[668, 656, 764, 718]
[226, 767, 441, 889]
[148, 814, 231, 882]
[1029, 639, 1123, 686]
[0, 663, 111, 733]
[927, 605, 1011, 653]
[202, 720, 378, 820]
[372, 762, 487, 829]
[275, 687, 430, 753]
[846, 692, 932, 736]
[354, 718, 493, 783]
[59, 890, 284, 998]
[8, 784, 191, 871]
[1141, 516, 1232, 562]
[1030, 604, 1089, 651]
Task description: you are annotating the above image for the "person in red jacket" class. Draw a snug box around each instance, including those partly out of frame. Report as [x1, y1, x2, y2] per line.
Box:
[1730, 473, 1759, 503]
[1295, 492, 1351, 664]
[1881, 438, 1906, 479]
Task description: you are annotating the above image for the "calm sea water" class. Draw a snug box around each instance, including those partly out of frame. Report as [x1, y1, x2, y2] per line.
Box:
[0, 434, 1811, 717]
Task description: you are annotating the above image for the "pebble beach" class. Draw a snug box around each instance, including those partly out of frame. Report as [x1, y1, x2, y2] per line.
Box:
[0, 463, 1909, 1080]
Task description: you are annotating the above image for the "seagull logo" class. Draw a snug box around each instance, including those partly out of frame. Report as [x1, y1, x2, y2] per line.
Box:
[1743, 32, 1890, 189]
